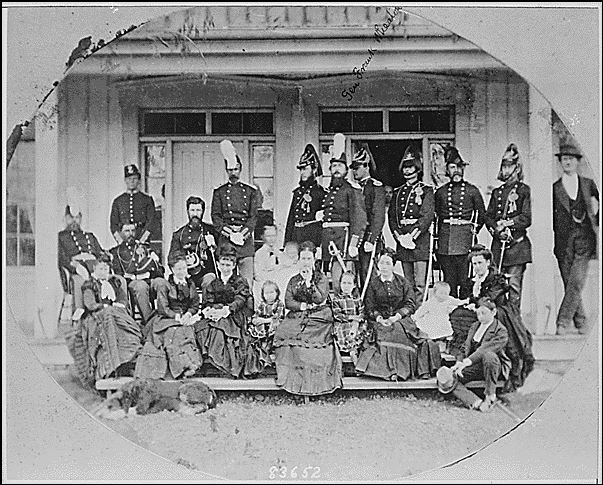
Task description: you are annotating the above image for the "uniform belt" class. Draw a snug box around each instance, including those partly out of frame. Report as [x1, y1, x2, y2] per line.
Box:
[294, 220, 319, 228]
[398, 218, 418, 225]
[322, 222, 350, 228]
[442, 218, 473, 225]
[125, 272, 150, 280]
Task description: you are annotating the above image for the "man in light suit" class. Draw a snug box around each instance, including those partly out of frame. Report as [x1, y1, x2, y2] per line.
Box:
[552, 141, 599, 335]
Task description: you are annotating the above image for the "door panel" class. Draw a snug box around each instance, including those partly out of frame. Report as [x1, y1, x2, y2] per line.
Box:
[172, 142, 244, 228]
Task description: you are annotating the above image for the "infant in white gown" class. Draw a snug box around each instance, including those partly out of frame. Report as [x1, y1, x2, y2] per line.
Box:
[412, 281, 468, 341]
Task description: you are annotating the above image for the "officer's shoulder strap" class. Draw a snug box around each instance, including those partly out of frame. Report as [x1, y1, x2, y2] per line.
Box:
[348, 179, 362, 190]
[371, 178, 383, 187]
[419, 181, 434, 190]
[240, 181, 257, 191]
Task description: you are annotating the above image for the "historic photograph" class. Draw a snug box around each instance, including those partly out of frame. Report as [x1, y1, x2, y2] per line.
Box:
[4, 5, 600, 481]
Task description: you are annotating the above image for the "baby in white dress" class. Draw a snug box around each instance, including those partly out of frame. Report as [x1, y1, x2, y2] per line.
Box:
[413, 281, 468, 350]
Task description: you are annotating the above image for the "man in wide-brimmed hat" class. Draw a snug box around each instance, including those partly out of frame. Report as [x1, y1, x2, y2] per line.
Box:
[552, 140, 599, 335]
[434, 147, 486, 298]
[284, 143, 327, 248]
[389, 144, 435, 303]
[110, 164, 157, 245]
[351, 142, 386, 286]
[484, 143, 533, 311]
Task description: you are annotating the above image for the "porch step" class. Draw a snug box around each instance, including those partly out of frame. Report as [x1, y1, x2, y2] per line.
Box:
[96, 375, 499, 394]
[532, 334, 587, 361]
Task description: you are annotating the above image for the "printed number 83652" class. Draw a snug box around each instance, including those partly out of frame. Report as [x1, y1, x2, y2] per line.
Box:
[269, 465, 320, 479]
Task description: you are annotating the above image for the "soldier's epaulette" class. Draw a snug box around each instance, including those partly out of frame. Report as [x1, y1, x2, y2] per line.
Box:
[348, 179, 362, 189]
[371, 178, 383, 187]
[240, 181, 257, 191]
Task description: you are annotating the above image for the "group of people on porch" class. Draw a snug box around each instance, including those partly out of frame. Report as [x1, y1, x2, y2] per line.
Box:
[59, 133, 598, 412]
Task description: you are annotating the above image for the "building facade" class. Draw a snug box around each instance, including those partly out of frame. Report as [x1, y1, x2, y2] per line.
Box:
[10, 6, 598, 339]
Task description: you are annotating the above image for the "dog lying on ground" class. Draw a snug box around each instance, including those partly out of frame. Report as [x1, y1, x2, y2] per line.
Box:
[93, 378, 217, 420]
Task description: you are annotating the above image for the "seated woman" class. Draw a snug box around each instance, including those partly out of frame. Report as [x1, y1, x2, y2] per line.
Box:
[245, 280, 286, 377]
[69, 253, 143, 388]
[355, 249, 441, 381]
[438, 297, 512, 412]
[194, 245, 254, 378]
[459, 245, 534, 393]
[330, 271, 367, 365]
[273, 241, 343, 396]
[134, 254, 202, 379]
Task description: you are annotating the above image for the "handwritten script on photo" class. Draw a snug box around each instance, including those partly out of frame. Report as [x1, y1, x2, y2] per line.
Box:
[341, 7, 402, 101]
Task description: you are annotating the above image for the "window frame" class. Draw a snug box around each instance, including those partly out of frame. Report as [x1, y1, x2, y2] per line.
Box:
[6, 203, 35, 267]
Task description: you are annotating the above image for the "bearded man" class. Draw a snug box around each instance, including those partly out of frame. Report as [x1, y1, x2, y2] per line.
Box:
[169, 196, 218, 293]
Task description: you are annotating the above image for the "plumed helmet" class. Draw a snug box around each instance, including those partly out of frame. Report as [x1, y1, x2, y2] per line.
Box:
[329, 133, 347, 166]
[220, 140, 241, 170]
[497, 143, 524, 181]
[398, 145, 423, 177]
[444, 146, 468, 167]
[65, 186, 84, 218]
[351, 142, 376, 172]
[297, 143, 323, 176]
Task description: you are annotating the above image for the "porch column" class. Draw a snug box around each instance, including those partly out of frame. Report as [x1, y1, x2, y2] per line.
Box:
[34, 90, 61, 339]
[527, 86, 559, 336]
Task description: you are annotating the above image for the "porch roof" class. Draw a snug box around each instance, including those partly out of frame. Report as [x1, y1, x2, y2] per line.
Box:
[67, 6, 506, 77]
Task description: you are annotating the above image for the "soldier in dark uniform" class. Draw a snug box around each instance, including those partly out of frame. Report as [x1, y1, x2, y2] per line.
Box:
[110, 222, 165, 325]
[211, 140, 261, 288]
[168, 196, 218, 293]
[435, 147, 486, 298]
[485, 144, 533, 311]
[284, 143, 327, 248]
[58, 201, 104, 311]
[110, 164, 156, 244]
[389, 145, 435, 303]
[350, 142, 386, 286]
[318, 133, 368, 293]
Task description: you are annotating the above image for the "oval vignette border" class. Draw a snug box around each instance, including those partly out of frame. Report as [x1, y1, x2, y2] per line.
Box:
[3, 4, 601, 482]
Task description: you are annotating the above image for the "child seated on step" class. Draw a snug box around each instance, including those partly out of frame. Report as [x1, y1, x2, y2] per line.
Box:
[412, 281, 468, 353]
[245, 280, 286, 374]
[330, 271, 367, 365]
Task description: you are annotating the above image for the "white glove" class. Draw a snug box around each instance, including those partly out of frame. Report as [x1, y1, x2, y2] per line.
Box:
[74, 262, 89, 280]
[363, 241, 375, 253]
[230, 232, 245, 246]
[398, 233, 416, 250]
[221, 306, 231, 319]
[315, 210, 324, 222]
[348, 245, 359, 258]
[149, 251, 159, 262]
[204, 234, 216, 247]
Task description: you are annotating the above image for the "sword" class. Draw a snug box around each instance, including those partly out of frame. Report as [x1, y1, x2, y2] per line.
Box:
[360, 243, 377, 301]
[468, 210, 478, 278]
[328, 240, 347, 272]
[498, 236, 508, 273]
[423, 222, 435, 304]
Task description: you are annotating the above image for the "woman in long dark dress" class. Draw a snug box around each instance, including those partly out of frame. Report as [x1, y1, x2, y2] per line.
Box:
[194, 245, 254, 378]
[459, 244, 535, 393]
[273, 241, 343, 396]
[134, 255, 202, 379]
[355, 250, 441, 380]
[69, 254, 142, 387]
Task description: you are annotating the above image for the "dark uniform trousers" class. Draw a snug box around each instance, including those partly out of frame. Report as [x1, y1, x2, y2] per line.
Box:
[485, 181, 533, 311]
[358, 177, 386, 288]
[435, 180, 486, 298]
[320, 179, 367, 293]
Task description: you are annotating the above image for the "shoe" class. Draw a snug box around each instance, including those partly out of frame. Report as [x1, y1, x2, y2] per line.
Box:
[556, 325, 570, 336]
[479, 395, 497, 413]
